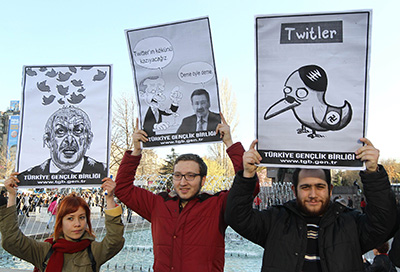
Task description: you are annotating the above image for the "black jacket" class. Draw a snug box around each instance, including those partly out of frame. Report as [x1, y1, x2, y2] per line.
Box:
[388, 207, 400, 268]
[225, 165, 396, 272]
[364, 254, 397, 272]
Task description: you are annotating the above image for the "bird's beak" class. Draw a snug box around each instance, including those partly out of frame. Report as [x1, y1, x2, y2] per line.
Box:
[264, 96, 300, 120]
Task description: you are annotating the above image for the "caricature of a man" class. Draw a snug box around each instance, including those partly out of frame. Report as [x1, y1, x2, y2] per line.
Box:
[139, 76, 182, 136]
[20, 106, 106, 175]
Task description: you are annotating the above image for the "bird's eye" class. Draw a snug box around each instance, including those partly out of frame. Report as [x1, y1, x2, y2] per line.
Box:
[283, 87, 292, 94]
[296, 88, 308, 98]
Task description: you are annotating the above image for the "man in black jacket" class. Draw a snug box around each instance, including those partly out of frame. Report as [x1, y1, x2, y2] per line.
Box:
[225, 138, 396, 272]
[364, 242, 396, 272]
[388, 205, 400, 268]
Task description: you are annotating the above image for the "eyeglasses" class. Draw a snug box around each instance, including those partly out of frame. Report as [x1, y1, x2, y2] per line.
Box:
[172, 173, 201, 181]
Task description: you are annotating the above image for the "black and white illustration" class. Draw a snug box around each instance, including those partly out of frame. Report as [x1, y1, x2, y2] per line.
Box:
[126, 17, 221, 147]
[264, 64, 353, 139]
[17, 65, 112, 187]
[256, 11, 371, 169]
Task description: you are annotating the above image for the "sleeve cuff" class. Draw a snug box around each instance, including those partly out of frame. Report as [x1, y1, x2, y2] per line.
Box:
[104, 205, 122, 217]
[227, 142, 244, 153]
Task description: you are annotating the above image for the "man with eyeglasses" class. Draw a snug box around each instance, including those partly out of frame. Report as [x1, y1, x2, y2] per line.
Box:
[115, 115, 256, 272]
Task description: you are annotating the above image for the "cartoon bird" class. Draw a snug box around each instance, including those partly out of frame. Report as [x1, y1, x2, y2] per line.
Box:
[45, 68, 57, 78]
[56, 84, 69, 97]
[26, 68, 37, 76]
[68, 93, 85, 104]
[42, 95, 56, 105]
[58, 98, 65, 105]
[56, 71, 72, 82]
[264, 65, 352, 138]
[71, 79, 83, 87]
[37, 80, 50, 92]
[93, 69, 107, 81]
[39, 67, 47, 72]
[80, 66, 93, 70]
[69, 66, 77, 73]
[77, 87, 85, 93]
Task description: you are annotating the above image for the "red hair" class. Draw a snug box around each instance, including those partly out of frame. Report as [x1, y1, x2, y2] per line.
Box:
[53, 193, 95, 240]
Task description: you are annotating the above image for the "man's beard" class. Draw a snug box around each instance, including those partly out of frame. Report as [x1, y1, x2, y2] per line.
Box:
[297, 198, 330, 217]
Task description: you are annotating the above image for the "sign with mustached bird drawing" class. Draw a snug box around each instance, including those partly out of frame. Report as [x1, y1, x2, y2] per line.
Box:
[256, 10, 371, 170]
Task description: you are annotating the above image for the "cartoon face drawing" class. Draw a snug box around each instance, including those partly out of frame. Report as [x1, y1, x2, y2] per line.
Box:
[142, 77, 166, 109]
[264, 65, 352, 138]
[44, 106, 93, 170]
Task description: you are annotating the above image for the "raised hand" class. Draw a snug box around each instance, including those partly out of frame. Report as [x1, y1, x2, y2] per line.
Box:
[216, 112, 233, 148]
[243, 140, 261, 178]
[101, 177, 117, 208]
[4, 172, 20, 207]
[170, 87, 183, 105]
[355, 138, 379, 172]
[132, 118, 148, 156]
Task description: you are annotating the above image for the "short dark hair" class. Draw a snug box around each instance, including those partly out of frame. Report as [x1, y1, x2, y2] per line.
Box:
[292, 168, 331, 189]
[190, 89, 210, 104]
[174, 153, 207, 177]
[375, 242, 389, 254]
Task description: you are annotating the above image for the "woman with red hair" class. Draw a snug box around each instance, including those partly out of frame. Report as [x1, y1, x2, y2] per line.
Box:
[0, 173, 124, 272]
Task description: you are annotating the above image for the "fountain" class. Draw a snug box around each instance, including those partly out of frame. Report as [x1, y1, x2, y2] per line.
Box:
[0, 175, 298, 271]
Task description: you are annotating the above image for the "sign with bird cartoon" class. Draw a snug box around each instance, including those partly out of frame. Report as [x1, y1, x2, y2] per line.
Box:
[17, 65, 111, 187]
[126, 17, 221, 148]
[256, 10, 371, 169]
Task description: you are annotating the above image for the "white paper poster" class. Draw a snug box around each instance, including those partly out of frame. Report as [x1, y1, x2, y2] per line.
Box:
[256, 10, 371, 169]
[126, 17, 221, 148]
[17, 65, 112, 187]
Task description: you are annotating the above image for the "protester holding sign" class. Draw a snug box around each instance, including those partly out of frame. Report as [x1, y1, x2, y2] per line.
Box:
[115, 116, 258, 272]
[0, 174, 124, 272]
[225, 138, 396, 271]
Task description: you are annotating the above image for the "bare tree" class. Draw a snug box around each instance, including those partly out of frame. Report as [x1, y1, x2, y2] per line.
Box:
[110, 92, 160, 177]
[332, 169, 360, 186]
[332, 159, 400, 186]
[380, 158, 400, 183]
[207, 78, 239, 177]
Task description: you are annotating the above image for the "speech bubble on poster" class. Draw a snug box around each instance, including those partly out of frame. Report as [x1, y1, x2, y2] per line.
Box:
[133, 37, 174, 69]
[178, 62, 214, 84]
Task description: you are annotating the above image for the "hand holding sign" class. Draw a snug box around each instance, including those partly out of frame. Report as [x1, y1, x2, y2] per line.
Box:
[243, 140, 261, 178]
[216, 113, 233, 148]
[355, 138, 379, 172]
[132, 118, 148, 156]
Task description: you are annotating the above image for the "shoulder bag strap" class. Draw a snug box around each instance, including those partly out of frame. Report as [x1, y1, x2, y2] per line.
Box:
[87, 244, 97, 272]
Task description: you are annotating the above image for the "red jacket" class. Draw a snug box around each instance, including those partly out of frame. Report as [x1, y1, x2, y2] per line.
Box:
[47, 200, 57, 215]
[115, 143, 246, 272]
